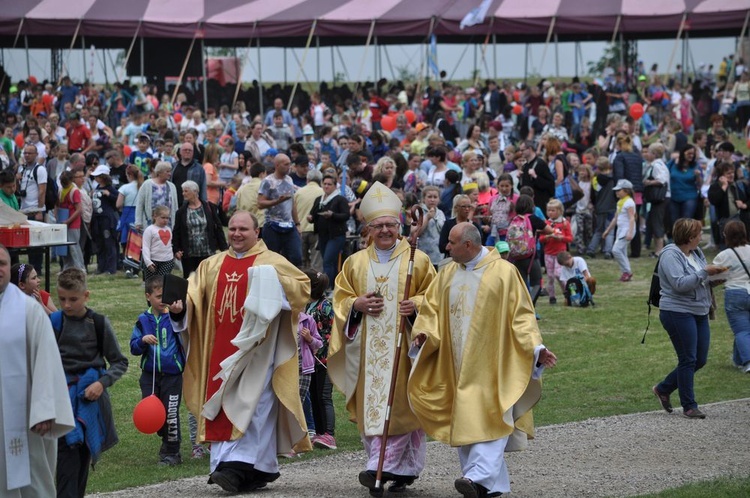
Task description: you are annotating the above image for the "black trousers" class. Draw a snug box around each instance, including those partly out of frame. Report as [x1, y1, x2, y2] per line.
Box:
[56, 438, 91, 498]
[139, 371, 183, 456]
[181, 255, 208, 278]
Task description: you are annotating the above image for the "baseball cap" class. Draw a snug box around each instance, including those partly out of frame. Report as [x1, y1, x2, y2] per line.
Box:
[91, 165, 111, 177]
[612, 179, 633, 191]
[415, 122, 429, 132]
[303, 125, 314, 135]
[264, 148, 279, 157]
[495, 241, 510, 254]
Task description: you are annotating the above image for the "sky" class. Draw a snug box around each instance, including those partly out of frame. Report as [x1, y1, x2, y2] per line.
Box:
[1, 37, 738, 87]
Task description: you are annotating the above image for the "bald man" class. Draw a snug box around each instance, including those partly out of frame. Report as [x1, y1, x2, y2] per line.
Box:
[257, 154, 302, 266]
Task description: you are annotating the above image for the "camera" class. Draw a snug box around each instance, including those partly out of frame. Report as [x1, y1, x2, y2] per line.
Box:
[19, 189, 26, 198]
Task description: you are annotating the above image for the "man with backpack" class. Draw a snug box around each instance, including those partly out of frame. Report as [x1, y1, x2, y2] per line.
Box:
[17, 144, 48, 273]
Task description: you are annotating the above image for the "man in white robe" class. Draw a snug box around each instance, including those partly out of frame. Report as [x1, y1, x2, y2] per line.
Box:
[0, 244, 74, 498]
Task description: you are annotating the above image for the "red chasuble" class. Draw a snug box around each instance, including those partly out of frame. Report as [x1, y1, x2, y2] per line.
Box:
[205, 253, 257, 440]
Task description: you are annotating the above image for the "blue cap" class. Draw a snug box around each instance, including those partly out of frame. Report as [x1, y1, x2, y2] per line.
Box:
[264, 148, 279, 157]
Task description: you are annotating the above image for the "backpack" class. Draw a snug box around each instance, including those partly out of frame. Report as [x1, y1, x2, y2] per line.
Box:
[319, 138, 337, 164]
[50, 309, 107, 353]
[564, 274, 594, 307]
[33, 163, 58, 212]
[506, 214, 536, 261]
[643, 258, 661, 343]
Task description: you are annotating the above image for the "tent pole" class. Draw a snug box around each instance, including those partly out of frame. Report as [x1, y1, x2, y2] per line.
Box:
[291, 48, 312, 86]
[666, 13, 687, 78]
[171, 33, 198, 107]
[81, 35, 86, 82]
[331, 46, 336, 83]
[554, 33, 559, 78]
[201, 38, 208, 113]
[121, 20, 142, 82]
[59, 19, 82, 87]
[414, 16, 435, 104]
[610, 15, 621, 46]
[0, 19, 24, 92]
[257, 37, 263, 115]
[492, 34, 497, 79]
[287, 19, 318, 112]
[375, 35, 380, 81]
[99, 49, 109, 86]
[539, 16, 556, 76]
[232, 33, 255, 110]
[524, 43, 528, 84]
[477, 28, 493, 87]
[140, 37, 145, 81]
[449, 42, 472, 81]
[619, 33, 624, 75]
[336, 46, 351, 82]
[383, 45, 396, 81]
[354, 20, 376, 98]
[574, 41, 579, 77]
[473, 43, 478, 82]
[24, 36, 30, 79]
[727, 10, 750, 88]
[316, 36, 321, 85]
[284, 48, 287, 85]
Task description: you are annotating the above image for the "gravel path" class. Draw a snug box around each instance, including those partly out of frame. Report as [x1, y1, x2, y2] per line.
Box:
[89, 398, 750, 498]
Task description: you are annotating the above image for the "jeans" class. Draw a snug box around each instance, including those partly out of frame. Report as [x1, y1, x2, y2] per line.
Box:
[612, 238, 631, 274]
[262, 224, 302, 267]
[724, 289, 750, 367]
[669, 198, 698, 226]
[300, 231, 322, 271]
[318, 234, 346, 288]
[657, 310, 710, 411]
[311, 363, 335, 435]
[587, 212, 614, 255]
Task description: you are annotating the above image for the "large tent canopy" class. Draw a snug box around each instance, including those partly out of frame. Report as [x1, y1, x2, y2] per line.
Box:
[2, 0, 749, 48]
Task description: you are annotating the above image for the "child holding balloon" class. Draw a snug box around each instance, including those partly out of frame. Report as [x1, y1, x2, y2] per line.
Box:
[130, 275, 186, 466]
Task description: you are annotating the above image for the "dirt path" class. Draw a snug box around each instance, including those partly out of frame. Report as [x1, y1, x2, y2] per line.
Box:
[89, 398, 750, 497]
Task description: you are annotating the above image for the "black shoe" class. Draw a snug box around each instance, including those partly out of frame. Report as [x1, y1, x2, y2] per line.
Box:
[157, 453, 182, 466]
[209, 469, 242, 493]
[549, 297, 557, 305]
[683, 407, 706, 419]
[388, 476, 416, 493]
[239, 480, 268, 492]
[652, 386, 673, 413]
[455, 477, 489, 498]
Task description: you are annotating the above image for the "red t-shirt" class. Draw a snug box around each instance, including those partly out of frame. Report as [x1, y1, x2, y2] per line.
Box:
[67, 124, 91, 152]
[60, 188, 82, 230]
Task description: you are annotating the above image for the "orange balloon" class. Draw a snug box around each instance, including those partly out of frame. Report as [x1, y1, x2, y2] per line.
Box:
[219, 134, 232, 148]
[123, 145, 132, 156]
[404, 110, 416, 124]
[174, 113, 183, 123]
[15, 133, 25, 148]
[133, 395, 166, 434]
[512, 104, 522, 115]
[381, 115, 397, 132]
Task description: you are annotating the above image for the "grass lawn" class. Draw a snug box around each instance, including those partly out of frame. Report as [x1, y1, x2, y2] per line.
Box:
[41, 244, 750, 493]
[636, 475, 750, 497]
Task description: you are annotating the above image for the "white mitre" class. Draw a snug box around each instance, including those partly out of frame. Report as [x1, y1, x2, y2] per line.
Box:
[359, 181, 402, 223]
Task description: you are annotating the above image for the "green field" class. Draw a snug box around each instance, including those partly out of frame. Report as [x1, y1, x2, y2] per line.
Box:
[39, 245, 750, 493]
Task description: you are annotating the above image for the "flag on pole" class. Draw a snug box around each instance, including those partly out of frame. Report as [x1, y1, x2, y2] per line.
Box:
[429, 35, 439, 79]
[460, 0, 493, 30]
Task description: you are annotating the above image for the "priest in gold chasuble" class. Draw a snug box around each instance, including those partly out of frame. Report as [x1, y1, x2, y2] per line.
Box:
[329, 182, 436, 493]
[408, 222, 557, 498]
[171, 211, 310, 493]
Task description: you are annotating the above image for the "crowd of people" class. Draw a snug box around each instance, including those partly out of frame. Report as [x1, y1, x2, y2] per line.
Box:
[2, 51, 750, 497]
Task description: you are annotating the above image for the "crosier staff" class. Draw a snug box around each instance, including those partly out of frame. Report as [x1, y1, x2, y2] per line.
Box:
[372, 205, 424, 496]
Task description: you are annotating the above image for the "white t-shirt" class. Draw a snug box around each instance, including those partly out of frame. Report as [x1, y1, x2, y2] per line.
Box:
[616, 197, 635, 240]
[19, 163, 47, 212]
[427, 167, 447, 187]
[558, 256, 589, 283]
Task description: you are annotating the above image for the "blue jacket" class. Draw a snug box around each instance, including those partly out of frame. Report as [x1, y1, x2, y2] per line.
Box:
[130, 309, 185, 375]
[65, 368, 118, 463]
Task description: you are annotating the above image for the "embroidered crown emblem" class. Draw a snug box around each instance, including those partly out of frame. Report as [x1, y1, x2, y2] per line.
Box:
[375, 275, 389, 284]
[225, 271, 243, 283]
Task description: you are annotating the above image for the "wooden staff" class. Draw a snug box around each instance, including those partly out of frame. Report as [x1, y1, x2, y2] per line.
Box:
[373, 205, 424, 496]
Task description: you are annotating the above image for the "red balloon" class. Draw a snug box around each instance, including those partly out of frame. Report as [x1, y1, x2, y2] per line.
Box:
[381, 115, 397, 132]
[133, 395, 166, 434]
[28, 75, 37, 85]
[15, 133, 24, 148]
[42, 94, 53, 105]
[512, 104, 523, 115]
[219, 134, 232, 148]
[174, 113, 183, 123]
[629, 103, 645, 120]
[123, 145, 132, 156]
[404, 110, 416, 124]
[746, 138, 750, 149]
[388, 110, 398, 117]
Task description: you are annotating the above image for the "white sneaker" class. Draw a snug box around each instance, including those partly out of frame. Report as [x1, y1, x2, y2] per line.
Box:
[743, 362, 750, 373]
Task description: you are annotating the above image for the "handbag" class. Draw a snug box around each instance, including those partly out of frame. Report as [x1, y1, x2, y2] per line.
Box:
[643, 166, 667, 203]
[555, 175, 584, 206]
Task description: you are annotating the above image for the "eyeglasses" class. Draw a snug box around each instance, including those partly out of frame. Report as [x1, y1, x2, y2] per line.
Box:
[457, 205, 472, 209]
[369, 222, 399, 231]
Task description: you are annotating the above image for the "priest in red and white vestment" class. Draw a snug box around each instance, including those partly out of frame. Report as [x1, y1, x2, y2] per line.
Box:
[171, 211, 310, 493]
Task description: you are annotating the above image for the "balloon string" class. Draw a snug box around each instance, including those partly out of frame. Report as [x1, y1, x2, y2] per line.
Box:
[151, 344, 156, 395]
